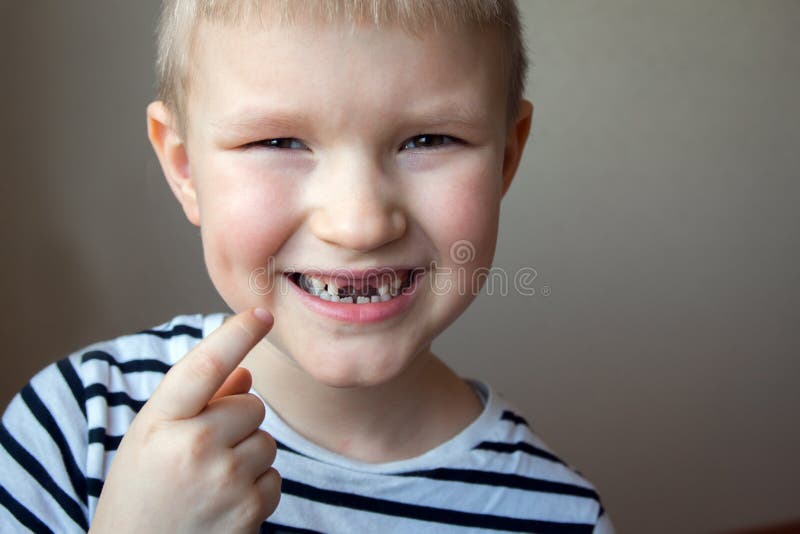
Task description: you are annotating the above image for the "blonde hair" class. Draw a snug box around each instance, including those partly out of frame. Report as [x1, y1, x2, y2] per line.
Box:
[155, 0, 529, 139]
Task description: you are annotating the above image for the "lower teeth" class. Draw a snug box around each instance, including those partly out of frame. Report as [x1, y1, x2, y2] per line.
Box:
[316, 290, 395, 304]
[297, 273, 414, 304]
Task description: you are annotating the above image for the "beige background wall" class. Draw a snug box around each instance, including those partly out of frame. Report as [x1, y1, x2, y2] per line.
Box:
[2, 2, 798, 532]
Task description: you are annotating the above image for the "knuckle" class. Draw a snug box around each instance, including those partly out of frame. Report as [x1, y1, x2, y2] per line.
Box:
[246, 394, 266, 421]
[129, 412, 155, 437]
[186, 348, 227, 382]
[142, 401, 177, 424]
[238, 468, 282, 524]
[258, 431, 277, 464]
[260, 429, 276, 449]
[217, 451, 243, 490]
[267, 466, 282, 488]
[186, 423, 215, 459]
[130, 414, 168, 446]
[233, 319, 258, 343]
[239, 490, 268, 526]
[263, 468, 282, 514]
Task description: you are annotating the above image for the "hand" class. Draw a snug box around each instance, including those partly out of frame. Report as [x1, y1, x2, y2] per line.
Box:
[90, 308, 280, 533]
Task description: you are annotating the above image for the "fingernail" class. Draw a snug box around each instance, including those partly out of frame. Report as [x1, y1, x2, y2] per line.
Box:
[253, 307, 271, 324]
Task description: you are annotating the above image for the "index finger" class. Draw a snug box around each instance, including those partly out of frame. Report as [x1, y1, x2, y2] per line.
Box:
[145, 307, 273, 420]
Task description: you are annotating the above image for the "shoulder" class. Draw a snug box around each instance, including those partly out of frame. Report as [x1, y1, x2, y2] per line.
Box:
[78, 311, 218, 368]
[70, 312, 224, 389]
[9, 313, 225, 414]
[462, 381, 614, 532]
[63, 312, 228, 413]
[3, 311, 226, 433]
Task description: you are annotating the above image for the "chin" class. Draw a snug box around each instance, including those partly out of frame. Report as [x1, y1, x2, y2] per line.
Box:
[296, 344, 413, 389]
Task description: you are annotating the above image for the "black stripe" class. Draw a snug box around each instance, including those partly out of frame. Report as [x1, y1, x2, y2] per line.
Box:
[86, 478, 104, 499]
[84, 383, 145, 412]
[88, 428, 123, 451]
[56, 359, 86, 420]
[0, 423, 88, 530]
[0, 484, 54, 534]
[81, 350, 171, 374]
[474, 440, 566, 466]
[399, 468, 599, 501]
[275, 439, 307, 458]
[501, 410, 530, 426]
[281, 478, 593, 533]
[136, 324, 202, 339]
[20, 385, 88, 505]
[260, 521, 322, 533]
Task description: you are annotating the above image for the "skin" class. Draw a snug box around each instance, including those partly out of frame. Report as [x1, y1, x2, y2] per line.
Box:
[93, 14, 532, 531]
[91, 309, 281, 533]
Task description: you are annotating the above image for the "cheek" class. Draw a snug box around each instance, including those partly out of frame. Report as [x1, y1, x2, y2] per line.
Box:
[197, 170, 297, 276]
[409, 164, 503, 262]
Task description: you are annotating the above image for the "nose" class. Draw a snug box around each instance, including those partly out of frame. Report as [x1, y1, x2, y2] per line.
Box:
[307, 153, 407, 252]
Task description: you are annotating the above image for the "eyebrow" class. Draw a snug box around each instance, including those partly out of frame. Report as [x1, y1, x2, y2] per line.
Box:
[210, 110, 305, 136]
[211, 103, 491, 137]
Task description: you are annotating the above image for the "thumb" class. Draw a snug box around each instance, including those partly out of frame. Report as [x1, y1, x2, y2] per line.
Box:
[209, 366, 253, 402]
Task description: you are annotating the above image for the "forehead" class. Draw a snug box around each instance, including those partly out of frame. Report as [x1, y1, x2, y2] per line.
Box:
[186, 17, 507, 138]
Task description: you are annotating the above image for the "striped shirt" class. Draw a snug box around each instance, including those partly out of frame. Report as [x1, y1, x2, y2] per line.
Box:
[1, 312, 614, 533]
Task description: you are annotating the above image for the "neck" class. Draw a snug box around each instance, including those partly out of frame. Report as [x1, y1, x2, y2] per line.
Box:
[241, 340, 483, 463]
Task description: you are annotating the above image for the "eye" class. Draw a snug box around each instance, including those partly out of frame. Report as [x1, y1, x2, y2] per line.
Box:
[401, 134, 459, 151]
[246, 138, 308, 150]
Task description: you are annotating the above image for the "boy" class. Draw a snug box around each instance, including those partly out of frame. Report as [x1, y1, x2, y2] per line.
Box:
[1, 0, 614, 532]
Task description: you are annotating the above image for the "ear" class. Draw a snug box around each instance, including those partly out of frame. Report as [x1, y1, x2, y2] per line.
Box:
[500, 99, 533, 197]
[146, 101, 201, 227]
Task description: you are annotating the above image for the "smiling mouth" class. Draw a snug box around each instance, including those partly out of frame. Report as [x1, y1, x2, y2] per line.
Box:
[286, 268, 425, 303]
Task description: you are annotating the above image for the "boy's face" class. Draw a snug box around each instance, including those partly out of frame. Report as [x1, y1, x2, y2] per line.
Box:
[152, 16, 531, 388]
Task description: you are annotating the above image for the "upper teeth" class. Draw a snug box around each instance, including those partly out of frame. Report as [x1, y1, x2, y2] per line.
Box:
[298, 270, 413, 303]
[309, 277, 325, 290]
[326, 279, 341, 296]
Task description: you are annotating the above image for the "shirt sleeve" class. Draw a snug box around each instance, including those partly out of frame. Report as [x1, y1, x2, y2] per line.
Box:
[1, 357, 90, 533]
[593, 507, 616, 534]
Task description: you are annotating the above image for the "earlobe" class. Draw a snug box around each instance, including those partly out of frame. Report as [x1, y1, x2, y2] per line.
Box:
[500, 99, 534, 197]
[146, 101, 201, 227]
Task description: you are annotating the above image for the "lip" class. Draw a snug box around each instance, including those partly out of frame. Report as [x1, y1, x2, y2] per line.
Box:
[285, 269, 426, 324]
[287, 266, 416, 291]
